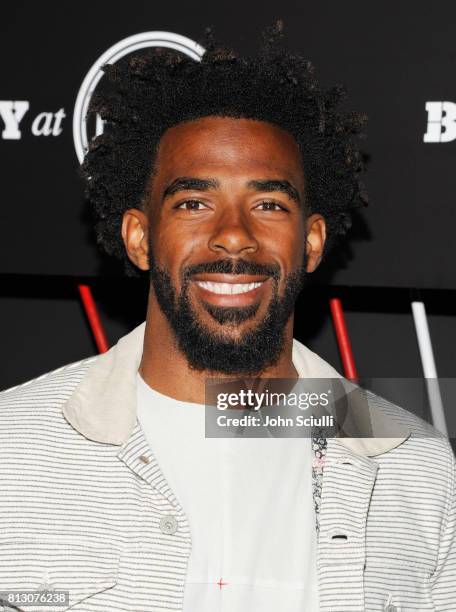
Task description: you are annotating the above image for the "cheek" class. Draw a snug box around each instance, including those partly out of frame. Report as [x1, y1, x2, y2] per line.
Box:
[267, 225, 306, 272]
[152, 224, 202, 283]
[290, 222, 307, 267]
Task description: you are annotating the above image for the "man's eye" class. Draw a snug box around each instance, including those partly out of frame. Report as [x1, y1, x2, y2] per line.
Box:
[176, 200, 206, 210]
[256, 201, 286, 211]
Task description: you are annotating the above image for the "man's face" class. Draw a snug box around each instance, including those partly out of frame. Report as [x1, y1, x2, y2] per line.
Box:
[129, 116, 325, 374]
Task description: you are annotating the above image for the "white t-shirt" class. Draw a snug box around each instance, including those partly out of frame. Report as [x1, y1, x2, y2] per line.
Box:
[137, 373, 319, 611]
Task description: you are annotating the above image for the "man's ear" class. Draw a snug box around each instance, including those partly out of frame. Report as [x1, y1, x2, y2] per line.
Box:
[121, 208, 150, 271]
[305, 214, 326, 273]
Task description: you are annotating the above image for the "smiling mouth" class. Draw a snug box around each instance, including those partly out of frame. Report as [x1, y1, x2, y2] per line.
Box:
[190, 273, 271, 308]
[194, 281, 264, 295]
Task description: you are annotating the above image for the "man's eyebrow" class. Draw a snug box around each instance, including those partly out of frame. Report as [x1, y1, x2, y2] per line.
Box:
[247, 179, 301, 204]
[163, 177, 219, 199]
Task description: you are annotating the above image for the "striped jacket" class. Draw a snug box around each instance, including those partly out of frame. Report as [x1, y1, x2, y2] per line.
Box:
[0, 321, 455, 611]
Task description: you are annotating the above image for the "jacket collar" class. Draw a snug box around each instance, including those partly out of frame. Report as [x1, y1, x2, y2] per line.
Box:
[63, 321, 410, 456]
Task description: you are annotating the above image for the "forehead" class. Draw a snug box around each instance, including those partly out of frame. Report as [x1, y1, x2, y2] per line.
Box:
[153, 116, 304, 185]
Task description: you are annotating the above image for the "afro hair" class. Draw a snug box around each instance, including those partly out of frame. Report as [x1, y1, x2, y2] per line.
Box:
[81, 21, 368, 276]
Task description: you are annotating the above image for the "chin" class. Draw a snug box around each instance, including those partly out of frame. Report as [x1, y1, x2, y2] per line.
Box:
[198, 300, 264, 328]
[201, 314, 262, 340]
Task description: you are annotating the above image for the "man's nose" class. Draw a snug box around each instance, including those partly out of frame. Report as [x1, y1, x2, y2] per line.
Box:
[208, 211, 259, 256]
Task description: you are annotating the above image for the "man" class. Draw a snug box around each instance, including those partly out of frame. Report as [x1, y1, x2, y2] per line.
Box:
[0, 24, 454, 612]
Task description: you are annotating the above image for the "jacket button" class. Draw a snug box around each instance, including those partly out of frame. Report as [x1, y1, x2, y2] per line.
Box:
[160, 515, 178, 535]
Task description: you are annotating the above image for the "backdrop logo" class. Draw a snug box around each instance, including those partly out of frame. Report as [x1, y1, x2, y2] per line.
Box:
[72, 31, 205, 163]
[0, 101, 65, 139]
[423, 101, 456, 143]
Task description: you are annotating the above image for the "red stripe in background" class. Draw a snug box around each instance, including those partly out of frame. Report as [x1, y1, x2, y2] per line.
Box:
[77, 284, 110, 354]
[329, 297, 358, 382]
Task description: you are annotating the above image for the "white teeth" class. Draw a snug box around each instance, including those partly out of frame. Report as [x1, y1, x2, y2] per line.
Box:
[195, 281, 263, 295]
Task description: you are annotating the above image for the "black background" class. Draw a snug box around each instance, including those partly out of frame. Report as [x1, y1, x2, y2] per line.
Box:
[1, 2, 455, 448]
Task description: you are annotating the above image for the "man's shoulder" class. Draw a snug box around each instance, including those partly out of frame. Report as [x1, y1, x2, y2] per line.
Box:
[365, 388, 455, 476]
[365, 387, 445, 440]
[0, 354, 99, 412]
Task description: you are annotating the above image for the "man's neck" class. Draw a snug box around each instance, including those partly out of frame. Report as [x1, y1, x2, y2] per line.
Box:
[138, 293, 297, 405]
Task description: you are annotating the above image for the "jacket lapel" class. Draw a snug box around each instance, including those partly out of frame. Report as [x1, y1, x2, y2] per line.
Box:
[63, 320, 410, 455]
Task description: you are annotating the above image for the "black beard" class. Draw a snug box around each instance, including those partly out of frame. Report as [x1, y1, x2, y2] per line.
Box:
[149, 257, 306, 376]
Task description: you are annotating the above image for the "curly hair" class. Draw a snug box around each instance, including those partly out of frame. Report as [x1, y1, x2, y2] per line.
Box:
[81, 21, 368, 277]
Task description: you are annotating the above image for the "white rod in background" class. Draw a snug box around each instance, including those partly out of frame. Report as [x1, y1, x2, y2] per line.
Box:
[411, 301, 448, 436]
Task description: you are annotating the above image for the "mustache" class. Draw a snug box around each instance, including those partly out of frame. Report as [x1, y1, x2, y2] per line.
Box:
[182, 258, 281, 281]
